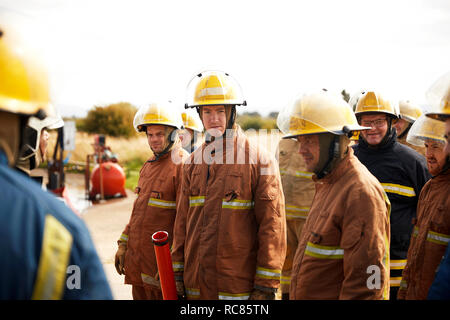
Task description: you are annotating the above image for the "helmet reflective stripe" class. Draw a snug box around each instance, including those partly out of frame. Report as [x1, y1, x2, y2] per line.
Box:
[381, 183, 416, 197]
[199, 87, 228, 98]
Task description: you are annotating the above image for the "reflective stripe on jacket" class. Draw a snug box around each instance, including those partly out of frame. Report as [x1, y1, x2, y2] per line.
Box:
[172, 127, 286, 299]
[290, 148, 391, 300]
[398, 168, 450, 299]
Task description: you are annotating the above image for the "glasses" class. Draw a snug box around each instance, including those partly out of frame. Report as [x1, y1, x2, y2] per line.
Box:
[361, 119, 387, 128]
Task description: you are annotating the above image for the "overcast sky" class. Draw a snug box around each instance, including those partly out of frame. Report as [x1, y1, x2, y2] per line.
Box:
[2, 0, 450, 117]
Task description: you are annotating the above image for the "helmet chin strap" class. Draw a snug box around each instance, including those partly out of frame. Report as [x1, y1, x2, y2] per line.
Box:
[397, 122, 412, 139]
[148, 127, 177, 163]
[315, 134, 340, 179]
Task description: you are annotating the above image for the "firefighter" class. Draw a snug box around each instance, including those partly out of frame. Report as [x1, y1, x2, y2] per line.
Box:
[394, 100, 425, 155]
[171, 70, 286, 300]
[396, 115, 449, 299]
[16, 113, 64, 177]
[275, 138, 315, 299]
[353, 91, 431, 299]
[0, 14, 112, 299]
[278, 90, 390, 299]
[424, 72, 450, 300]
[180, 108, 204, 154]
[114, 102, 189, 300]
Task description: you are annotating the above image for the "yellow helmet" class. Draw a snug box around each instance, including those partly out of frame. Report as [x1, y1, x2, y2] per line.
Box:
[398, 100, 422, 123]
[133, 102, 182, 132]
[0, 14, 54, 118]
[425, 72, 450, 121]
[185, 70, 246, 108]
[406, 114, 446, 147]
[181, 108, 203, 132]
[354, 91, 399, 119]
[277, 91, 370, 139]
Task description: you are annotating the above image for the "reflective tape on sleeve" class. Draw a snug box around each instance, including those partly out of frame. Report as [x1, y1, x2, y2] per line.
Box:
[295, 171, 314, 179]
[285, 205, 309, 219]
[381, 183, 416, 197]
[218, 292, 251, 300]
[120, 233, 128, 242]
[32, 215, 73, 300]
[427, 230, 450, 245]
[390, 259, 407, 270]
[255, 267, 281, 280]
[172, 261, 184, 272]
[186, 288, 200, 299]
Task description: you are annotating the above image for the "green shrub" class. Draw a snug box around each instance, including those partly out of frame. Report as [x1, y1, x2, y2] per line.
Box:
[77, 102, 138, 138]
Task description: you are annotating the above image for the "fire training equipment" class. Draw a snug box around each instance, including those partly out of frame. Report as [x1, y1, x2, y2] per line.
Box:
[152, 231, 177, 300]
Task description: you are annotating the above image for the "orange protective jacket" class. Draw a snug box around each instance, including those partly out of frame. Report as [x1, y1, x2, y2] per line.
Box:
[171, 127, 286, 300]
[119, 145, 188, 289]
[277, 139, 315, 291]
[398, 167, 450, 299]
[290, 148, 391, 300]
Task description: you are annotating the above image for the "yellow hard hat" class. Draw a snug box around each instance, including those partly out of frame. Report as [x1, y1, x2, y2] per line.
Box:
[354, 91, 399, 119]
[185, 70, 246, 108]
[406, 114, 446, 147]
[181, 108, 203, 132]
[133, 102, 182, 132]
[425, 72, 450, 121]
[0, 14, 54, 118]
[277, 91, 370, 139]
[398, 100, 422, 123]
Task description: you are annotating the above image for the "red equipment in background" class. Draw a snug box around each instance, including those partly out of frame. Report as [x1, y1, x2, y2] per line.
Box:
[152, 231, 178, 300]
[85, 135, 127, 201]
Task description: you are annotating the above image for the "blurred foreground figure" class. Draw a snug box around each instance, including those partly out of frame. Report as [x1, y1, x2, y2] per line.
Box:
[0, 12, 112, 299]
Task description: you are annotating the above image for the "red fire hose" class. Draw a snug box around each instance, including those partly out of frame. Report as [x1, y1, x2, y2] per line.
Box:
[152, 231, 177, 300]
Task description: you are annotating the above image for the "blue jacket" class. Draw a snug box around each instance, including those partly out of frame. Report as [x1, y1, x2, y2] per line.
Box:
[428, 243, 450, 300]
[0, 150, 113, 299]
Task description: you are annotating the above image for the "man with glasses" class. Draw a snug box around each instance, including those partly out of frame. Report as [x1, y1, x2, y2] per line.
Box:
[353, 91, 431, 300]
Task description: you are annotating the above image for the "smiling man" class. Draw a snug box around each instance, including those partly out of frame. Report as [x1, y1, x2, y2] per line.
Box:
[114, 102, 189, 300]
[352, 91, 431, 299]
[171, 70, 286, 300]
[397, 115, 449, 299]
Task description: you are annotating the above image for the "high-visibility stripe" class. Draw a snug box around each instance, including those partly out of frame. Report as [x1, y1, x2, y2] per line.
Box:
[390, 259, 407, 270]
[305, 242, 344, 259]
[280, 169, 287, 176]
[383, 233, 390, 300]
[381, 183, 416, 197]
[189, 196, 205, 207]
[148, 198, 176, 209]
[281, 276, 291, 285]
[172, 262, 184, 272]
[400, 279, 407, 289]
[222, 199, 254, 210]
[427, 230, 450, 245]
[120, 233, 128, 242]
[295, 171, 314, 179]
[256, 267, 281, 280]
[286, 205, 309, 219]
[218, 292, 251, 300]
[32, 215, 73, 300]
[412, 226, 419, 237]
[141, 273, 159, 287]
[186, 288, 200, 299]
[390, 277, 402, 287]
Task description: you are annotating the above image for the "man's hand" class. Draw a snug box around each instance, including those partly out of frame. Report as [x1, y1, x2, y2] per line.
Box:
[114, 243, 127, 275]
[249, 288, 276, 300]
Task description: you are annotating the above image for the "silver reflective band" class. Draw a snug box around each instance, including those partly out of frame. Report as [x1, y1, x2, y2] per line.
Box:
[427, 231, 450, 245]
[218, 292, 250, 300]
[199, 87, 227, 98]
[148, 198, 176, 209]
[189, 196, 205, 206]
[381, 183, 416, 197]
[222, 200, 254, 209]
